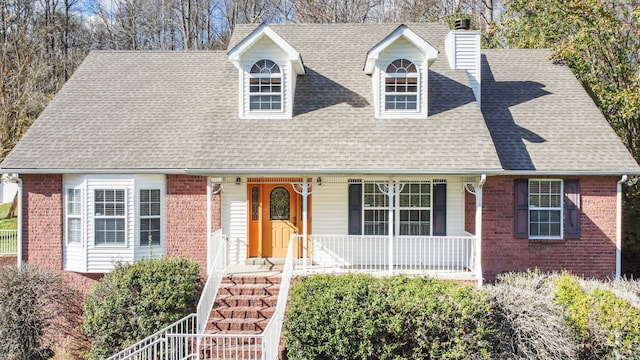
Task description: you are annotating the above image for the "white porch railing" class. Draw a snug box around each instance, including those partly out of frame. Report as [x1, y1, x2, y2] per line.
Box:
[165, 233, 297, 360]
[107, 231, 226, 360]
[105, 314, 197, 360]
[0, 229, 17, 255]
[197, 229, 227, 333]
[310, 234, 475, 273]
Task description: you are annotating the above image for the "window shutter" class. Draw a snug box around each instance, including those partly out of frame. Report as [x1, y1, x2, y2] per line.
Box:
[514, 179, 528, 238]
[348, 184, 362, 235]
[564, 180, 580, 239]
[433, 184, 447, 236]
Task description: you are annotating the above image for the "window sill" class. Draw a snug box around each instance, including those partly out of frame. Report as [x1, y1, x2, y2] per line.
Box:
[528, 237, 565, 243]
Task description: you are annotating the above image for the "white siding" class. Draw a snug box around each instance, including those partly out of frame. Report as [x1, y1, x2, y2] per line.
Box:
[312, 176, 467, 236]
[444, 31, 481, 105]
[240, 37, 292, 119]
[63, 174, 166, 273]
[222, 184, 247, 265]
[376, 38, 429, 118]
[312, 183, 349, 235]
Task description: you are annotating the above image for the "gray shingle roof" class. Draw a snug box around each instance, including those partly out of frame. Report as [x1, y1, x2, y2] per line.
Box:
[482, 49, 639, 172]
[1, 23, 637, 174]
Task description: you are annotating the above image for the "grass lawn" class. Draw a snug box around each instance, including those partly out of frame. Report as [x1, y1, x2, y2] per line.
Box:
[0, 202, 17, 230]
[0, 202, 17, 253]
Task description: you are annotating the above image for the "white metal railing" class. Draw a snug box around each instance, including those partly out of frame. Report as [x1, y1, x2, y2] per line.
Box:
[260, 233, 296, 359]
[197, 230, 227, 333]
[310, 235, 475, 273]
[166, 234, 297, 360]
[0, 229, 17, 255]
[105, 314, 197, 360]
[107, 232, 227, 360]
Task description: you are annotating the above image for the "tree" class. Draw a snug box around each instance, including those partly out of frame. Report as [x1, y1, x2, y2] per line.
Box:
[0, 265, 80, 360]
[489, 0, 640, 276]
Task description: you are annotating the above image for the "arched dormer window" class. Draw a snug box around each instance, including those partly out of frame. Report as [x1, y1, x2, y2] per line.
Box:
[384, 59, 418, 111]
[249, 59, 282, 111]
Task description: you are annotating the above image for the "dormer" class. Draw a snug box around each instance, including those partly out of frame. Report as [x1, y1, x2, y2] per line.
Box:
[228, 24, 305, 119]
[365, 25, 438, 119]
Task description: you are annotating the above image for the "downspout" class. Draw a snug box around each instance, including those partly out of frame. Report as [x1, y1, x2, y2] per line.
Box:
[475, 174, 486, 288]
[616, 175, 627, 280]
[206, 178, 212, 275]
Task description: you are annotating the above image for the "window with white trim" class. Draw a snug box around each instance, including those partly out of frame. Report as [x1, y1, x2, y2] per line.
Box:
[66, 189, 82, 244]
[249, 59, 282, 111]
[529, 180, 563, 239]
[94, 189, 126, 245]
[361, 182, 432, 236]
[139, 189, 161, 246]
[398, 183, 431, 235]
[384, 59, 418, 111]
[363, 183, 389, 235]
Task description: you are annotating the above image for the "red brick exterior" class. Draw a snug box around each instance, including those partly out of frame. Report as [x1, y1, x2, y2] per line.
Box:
[22, 174, 64, 270]
[166, 175, 210, 278]
[21, 174, 100, 294]
[479, 176, 618, 281]
[0, 255, 16, 267]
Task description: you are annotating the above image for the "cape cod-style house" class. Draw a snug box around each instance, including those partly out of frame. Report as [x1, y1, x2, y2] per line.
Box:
[1, 22, 639, 358]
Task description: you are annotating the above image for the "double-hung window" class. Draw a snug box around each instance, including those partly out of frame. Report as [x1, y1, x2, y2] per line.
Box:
[384, 59, 418, 111]
[139, 189, 161, 246]
[363, 183, 390, 235]
[249, 59, 282, 111]
[398, 183, 431, 235]
[528, 180, 563, 239]
[66, 189, 82, 244]
[94, 189, 126, 245]
[358, 181, 435, 236]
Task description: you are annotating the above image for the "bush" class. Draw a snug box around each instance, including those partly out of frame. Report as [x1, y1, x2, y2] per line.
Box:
[284, 274, 494, 360]
[486, 271, 577, 359]
[0, 265, 78, 360]
[81, 258, 200, 360]
[554, 274, 640, 359]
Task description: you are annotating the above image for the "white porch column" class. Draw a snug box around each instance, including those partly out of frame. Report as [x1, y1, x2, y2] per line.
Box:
[377, 181, 404, 275]
[475, 174, 486, 288]
[301, 179, 309, 275]
[292, 181, 313, 275]
[206, 178, 223, 275]
[388, 184, 394, 275]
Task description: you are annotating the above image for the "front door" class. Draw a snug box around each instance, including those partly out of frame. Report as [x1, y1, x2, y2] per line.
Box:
[248, 183, 302, 258]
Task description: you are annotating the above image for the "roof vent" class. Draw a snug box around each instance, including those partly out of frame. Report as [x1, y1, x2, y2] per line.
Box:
[454, 18, 471, 30]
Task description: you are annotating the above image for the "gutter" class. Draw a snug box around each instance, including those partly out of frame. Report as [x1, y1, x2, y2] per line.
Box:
[616, 175, 627, 280]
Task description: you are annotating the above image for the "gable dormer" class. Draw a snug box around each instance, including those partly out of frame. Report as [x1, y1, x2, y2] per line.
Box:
[228, 24, 305, 119]
[365, 25, 438, 119]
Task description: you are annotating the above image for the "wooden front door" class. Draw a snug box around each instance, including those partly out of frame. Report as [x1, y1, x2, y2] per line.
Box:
[248, 183, 301, 258]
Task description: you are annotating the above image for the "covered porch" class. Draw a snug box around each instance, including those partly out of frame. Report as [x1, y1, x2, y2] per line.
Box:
[208, 174, 487, 284]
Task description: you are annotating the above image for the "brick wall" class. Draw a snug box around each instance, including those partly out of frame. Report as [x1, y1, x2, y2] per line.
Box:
[22, 174, 64, 271]
[0, 256, 16, 267]
[21, 174, 100, 294]
[480, 175, 618, 281]
[166, 175, 211, 277]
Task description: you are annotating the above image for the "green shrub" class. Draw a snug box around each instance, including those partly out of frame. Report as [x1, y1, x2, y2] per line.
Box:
[284, 274, 494, 360]
[554, 273, 640, 359]
[0, 265, 78, 360]
[81, 258, 200, 360]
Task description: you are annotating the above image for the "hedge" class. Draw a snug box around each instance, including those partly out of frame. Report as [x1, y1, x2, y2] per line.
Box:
[284, 274, 494, 360]
[81, 258, 200, 360]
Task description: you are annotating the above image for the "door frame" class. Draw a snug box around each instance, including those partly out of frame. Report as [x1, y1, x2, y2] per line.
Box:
[246, 179, 312, 258]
